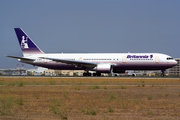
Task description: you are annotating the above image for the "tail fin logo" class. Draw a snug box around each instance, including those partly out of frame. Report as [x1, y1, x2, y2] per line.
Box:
[21, 36, 29, 49]
[14, 28, 44, 56]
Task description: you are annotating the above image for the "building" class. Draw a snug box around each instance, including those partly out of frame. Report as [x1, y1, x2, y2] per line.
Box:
[26, 67, 85, 76]
[27, 67, 47, 76]
[168, 58, 180, 77]
[45, 69, 84, 76]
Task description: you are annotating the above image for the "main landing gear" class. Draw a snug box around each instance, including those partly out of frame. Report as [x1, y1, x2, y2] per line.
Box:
[93, 73, 101, 76]
[83, 72, 91, 76]
[83, 72, 101, 76]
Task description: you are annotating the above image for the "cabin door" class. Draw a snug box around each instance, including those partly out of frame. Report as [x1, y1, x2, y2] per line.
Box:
[155, 56, 160, 64]
[122, 56, 126, 63]
[79, 57, 82, 61]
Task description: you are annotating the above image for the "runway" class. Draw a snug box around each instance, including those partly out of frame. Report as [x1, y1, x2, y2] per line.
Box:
[1, 75, 180, 80]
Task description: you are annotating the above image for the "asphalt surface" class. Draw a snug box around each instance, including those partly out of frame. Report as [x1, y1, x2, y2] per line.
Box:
[0, 76, 180, 79]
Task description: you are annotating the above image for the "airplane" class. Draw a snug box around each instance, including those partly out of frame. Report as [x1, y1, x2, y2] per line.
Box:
[7, 28, 177, 77]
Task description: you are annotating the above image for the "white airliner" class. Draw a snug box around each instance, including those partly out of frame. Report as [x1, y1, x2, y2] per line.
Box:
[7, 28, 177, 76]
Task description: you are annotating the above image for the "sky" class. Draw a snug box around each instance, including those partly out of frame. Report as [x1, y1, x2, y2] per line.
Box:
[0, 0, 180, 69]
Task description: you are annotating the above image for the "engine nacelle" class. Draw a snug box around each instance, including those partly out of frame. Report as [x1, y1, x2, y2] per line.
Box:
[93, 64, 112, 73]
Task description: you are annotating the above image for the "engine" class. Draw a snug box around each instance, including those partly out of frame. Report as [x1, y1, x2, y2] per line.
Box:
[93, 64, 112, 73]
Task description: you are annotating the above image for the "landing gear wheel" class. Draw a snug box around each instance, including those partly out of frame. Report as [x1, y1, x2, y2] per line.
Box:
[97, 73, 101, 76]
[83, 73, 87, 76]
[92, 73, 101, 76]
[93, 73, 97, 76]
[87, 73, 91, 76]
[161, 73, 164, 77]
[161, 70, 165, 77]
[83, 72, 91, 76]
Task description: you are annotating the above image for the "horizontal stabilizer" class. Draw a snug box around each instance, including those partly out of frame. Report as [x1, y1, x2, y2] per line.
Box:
[6, 56, 35, 61]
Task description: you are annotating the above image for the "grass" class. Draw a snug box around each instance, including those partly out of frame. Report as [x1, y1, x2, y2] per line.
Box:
[17, 81, 25, 87]
[49, 98, 67, 119]
[81, 106, 96, 115]
[0, 95, 13, 116]
[147, 95, 153, 100]
[141, 81, 145, 87]
[120, 86, 126, 89]
[0, 82, 5, 85]
[35, 81, 40, 85]
[74, 86, 80, 90]
[34, 93, 40, 99]
[0, 77, 179, 119]
[49, 80, 56, 85]
[86, 107, 96, 115]
[108, 107, 114, 113]
[16, 97, 24, 106]
[92, 85, 100, 90]
[147, 110, 153, 115]
[104, 86, 107, 89]
[63, 91, 69, 99]
[49, 98, 61, 114]
[78, 81, 83, 85]
[109, 93, 117, 100]
[0, 95, 24, 116]
[7, 82, 15, 86]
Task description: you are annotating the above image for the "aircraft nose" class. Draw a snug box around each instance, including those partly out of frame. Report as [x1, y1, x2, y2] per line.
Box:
[168, 60, 178, 67]
[175, 60, 178, 65]
[173, 60, 178, 66]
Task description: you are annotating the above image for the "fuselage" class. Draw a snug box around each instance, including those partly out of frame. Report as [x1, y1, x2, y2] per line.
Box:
[21, 53, 177, 72]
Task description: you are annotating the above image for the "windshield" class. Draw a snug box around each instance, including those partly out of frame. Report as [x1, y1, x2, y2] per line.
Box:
[167, 57, 173, 60]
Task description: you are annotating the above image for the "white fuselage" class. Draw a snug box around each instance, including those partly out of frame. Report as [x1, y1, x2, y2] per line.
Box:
[21, 53, 177, 72]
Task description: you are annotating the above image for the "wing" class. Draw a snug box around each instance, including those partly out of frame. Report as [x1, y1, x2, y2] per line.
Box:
[6, 56, 35, 61]
[40, 57, 97, 68]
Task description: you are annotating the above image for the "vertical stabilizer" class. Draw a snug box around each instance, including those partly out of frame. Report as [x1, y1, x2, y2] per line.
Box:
[14, 28, 44, 56]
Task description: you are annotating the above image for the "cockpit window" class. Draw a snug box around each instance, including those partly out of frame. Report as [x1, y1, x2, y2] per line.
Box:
[167, 57, 173, 60]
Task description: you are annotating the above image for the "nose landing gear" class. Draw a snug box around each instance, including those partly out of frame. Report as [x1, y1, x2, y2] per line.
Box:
[161, 70, 165, 77]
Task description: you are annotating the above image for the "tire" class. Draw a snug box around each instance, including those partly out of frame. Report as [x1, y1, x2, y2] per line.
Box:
[93, 73, 97, 76]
